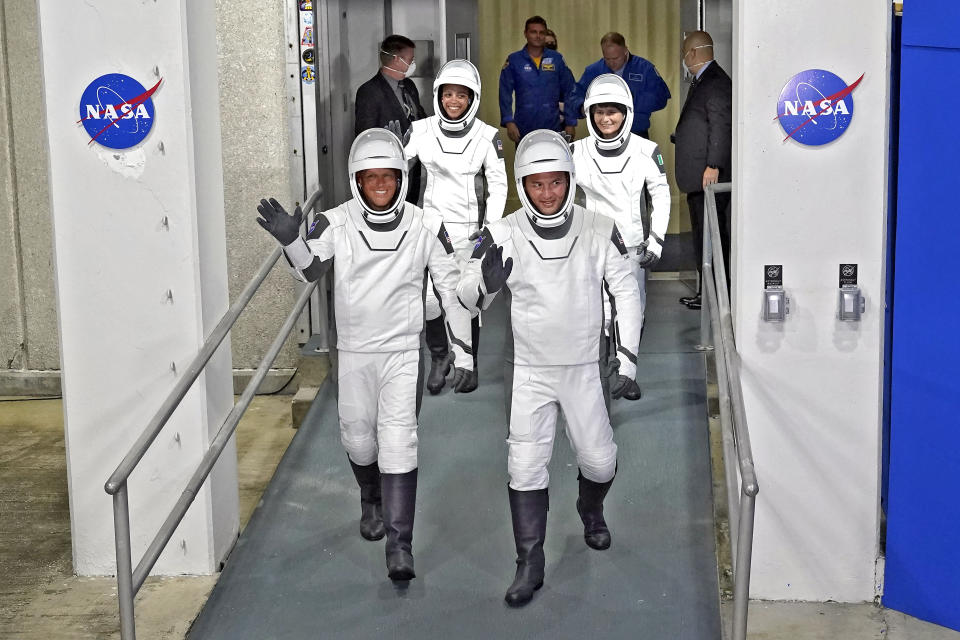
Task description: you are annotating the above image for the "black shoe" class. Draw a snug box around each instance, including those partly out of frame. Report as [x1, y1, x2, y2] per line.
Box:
[684, 296, 702, 310]
[504, 488, 548, 607]
[679, 294, 701, 305]
[382, 469, 418, 581]
[576, 471, 613, 550]
[348, 460, 385, 541]
[426, 354, 452, 395]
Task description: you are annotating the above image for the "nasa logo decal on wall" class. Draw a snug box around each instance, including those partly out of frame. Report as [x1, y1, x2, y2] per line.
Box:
[776, 69, 863, 146]
[78, 74, 161, 149]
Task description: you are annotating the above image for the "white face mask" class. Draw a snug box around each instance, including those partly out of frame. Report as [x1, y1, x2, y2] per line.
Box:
[682, 44, 712, 76]
[383, 50, 417, 78]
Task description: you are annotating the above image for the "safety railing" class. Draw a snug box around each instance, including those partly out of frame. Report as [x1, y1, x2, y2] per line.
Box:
[103, 190, 323, 640]
[698, 183, 759, 640]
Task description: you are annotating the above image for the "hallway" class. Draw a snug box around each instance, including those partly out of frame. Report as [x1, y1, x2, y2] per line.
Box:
[187, 279, 722, 640]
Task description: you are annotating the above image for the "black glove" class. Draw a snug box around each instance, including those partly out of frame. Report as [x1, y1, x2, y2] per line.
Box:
[256, 198, 302, 246]
[451, 367, 477, 393]
[481, 244, 513, 293]
[611, 375, 642, 400]
[604, 357, 642, 401]
[636, 241, 660, 268]
[468, 230, 481, 241]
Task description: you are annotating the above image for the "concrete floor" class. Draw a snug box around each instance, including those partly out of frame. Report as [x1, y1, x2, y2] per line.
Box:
[0, 394, 295, 639]
[2, 311, 959, 639]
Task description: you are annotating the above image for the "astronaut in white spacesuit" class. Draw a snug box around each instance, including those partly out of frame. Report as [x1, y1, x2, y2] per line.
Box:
[572, 74, 670, 399]
[256, 128, 474, 582]
[457, 130, 643, 607]
[404, 59, 508, 394]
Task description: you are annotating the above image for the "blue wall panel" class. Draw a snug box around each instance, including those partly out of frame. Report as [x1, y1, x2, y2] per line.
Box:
[884, 2, 960, 629]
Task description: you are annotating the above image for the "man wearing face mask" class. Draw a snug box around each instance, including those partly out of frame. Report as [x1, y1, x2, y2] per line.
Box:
[355, 35, 427, 203]
[571, 32, 670, 140]
[672, 30, 731, 310]
[404, 60, 508, 394]
[458, 130, 642, 607]
[573, 74, 671, 400]
[256, 128, 474, 583]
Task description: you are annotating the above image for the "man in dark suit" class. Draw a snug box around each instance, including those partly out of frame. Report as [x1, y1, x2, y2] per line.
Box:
[355, 34, 427, 204]
[673, 31, 731, 310]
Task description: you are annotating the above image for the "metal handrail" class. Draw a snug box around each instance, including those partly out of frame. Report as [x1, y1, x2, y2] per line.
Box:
[104, 190, 322, 640]
[699, 182, 759, 640]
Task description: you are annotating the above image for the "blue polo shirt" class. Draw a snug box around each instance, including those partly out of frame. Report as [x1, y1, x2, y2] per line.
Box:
[573, 53, 671, 134]
[499, 46, 579, 138]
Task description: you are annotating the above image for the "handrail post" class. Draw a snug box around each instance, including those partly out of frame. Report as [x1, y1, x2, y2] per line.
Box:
[113, 484, 136, 640]
[732, 490, 757, 640]
[698, 193, 714, 351]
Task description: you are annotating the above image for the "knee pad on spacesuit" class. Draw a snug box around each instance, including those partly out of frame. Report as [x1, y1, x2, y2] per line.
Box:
[377, 423, 419, 474]
[507, 441, 554, 491]
[340, 428, 379, 467]
[577, 443, 618, 484]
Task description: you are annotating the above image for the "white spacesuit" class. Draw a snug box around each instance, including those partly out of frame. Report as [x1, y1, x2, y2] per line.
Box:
[404, 59, 507, 393]
[257, 128, 473, 582]
[572, 73, 671, 319]
[457, 130, 642, 608]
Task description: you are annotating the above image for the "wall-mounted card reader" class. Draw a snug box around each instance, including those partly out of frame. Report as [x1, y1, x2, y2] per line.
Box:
[838, 263, 864, 322]
[762, 264, 789, 322]
[838, 287, 865, 321]
[762, 288, 789, 321]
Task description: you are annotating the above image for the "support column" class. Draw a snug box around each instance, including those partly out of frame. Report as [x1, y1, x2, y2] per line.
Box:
[733, 2, 890, 600]
[36, 1, 238, 575]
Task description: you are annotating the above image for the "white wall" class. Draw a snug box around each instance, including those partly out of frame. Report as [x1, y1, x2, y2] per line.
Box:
[733, 2, 889, 600]
[36, 1, 237, 575]
[390, 0, 442, 112]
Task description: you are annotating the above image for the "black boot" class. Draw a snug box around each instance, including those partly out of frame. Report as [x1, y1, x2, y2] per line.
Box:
[576, 471, 614, 550]
[348, 459, 385, 541]
[425, 317, 450, 394]
[381, 469, 418, 581]
[504, 488, 548, 607]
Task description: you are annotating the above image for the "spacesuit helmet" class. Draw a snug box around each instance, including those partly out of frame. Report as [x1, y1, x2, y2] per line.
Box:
[515, 129, 576, 228]
[348, 128, 409, 222]
[433, 59, 481, 132]
[584, 74, 634, 151]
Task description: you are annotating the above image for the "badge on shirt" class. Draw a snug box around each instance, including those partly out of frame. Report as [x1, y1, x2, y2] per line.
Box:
[628, 73, 643, 82]
[523, 64, 533, 71]
[611, 226, 628, 256]
[502, 58, 510, 70]
[652, 145, 666, 175]
[542, 64, 555, 71]
[493, 133, 504, 159]
[542, 57, 553, 65]
[437, 224, 455, 254]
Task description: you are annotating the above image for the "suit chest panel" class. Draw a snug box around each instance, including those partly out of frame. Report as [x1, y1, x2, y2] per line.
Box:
[575, 148, 636, 214]
[417, 126, 486, 176]
[333, 214, 426, 298]
[501, 216, 604, 302]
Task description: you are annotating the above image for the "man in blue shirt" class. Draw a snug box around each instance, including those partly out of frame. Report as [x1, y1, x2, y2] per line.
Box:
[499, 16, 578, 144]
[572, 32, 670, 139]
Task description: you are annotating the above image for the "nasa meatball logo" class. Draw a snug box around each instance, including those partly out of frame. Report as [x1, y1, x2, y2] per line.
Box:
[776, 69, 863, 146]
[78, 73, 161, 149]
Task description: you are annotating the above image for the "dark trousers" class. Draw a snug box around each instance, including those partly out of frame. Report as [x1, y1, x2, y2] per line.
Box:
[687, 190, 731, 293]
